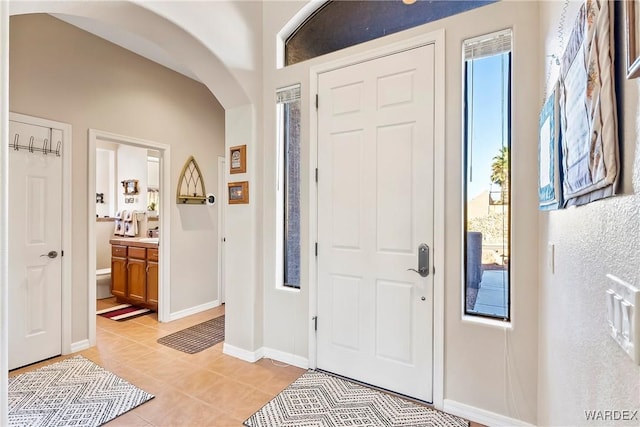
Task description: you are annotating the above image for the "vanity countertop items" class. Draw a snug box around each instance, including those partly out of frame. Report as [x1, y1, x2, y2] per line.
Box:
[109, 237, 159, 248]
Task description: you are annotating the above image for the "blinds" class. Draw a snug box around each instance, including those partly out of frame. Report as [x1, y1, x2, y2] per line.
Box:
[276, 84, 301, 104]
[464, 29, 512, 61]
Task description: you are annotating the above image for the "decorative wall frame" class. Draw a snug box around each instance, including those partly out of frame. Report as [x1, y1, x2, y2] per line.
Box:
[229, 145, 247, 174]
[626, 0, 640, 78]
[228, 181, 249, 204]
[176, 155, 207, 204]
[121, 179, 139, 195]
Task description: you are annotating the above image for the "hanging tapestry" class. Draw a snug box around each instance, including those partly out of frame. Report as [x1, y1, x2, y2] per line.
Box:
[539, 83, 563, 210]
[558, 0, 618, 207]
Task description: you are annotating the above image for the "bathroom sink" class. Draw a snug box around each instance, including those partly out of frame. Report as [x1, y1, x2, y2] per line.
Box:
[138, 237, 159, 244]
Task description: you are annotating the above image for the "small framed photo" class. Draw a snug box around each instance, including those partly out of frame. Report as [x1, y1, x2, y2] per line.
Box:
[626, 0, 640, 78]
[229, 145, 247, 174]
[228, 181, 249, 204]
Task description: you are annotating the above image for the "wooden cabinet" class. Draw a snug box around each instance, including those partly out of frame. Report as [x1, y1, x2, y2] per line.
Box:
[111, 246, 127, 299]
[110, 242, 158, 311]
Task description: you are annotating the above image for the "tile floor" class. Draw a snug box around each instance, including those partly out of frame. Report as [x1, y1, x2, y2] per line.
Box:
[10, 298, 481, 427]
[10, 298, 305, 426]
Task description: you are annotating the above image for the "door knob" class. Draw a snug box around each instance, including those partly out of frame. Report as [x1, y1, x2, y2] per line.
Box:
[40, 250, 58, 259]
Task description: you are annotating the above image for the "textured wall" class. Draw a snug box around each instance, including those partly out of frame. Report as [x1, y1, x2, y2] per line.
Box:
[538, 1, 640, 425]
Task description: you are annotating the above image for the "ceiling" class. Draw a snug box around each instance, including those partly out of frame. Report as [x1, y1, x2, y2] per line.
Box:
[52, 13, 201, 82]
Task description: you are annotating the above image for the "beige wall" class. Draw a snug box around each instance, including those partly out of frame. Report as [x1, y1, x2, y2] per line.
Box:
[538, 1, 640, 425]
[262, 1, 539, 423]
[9, 14, 225, 342]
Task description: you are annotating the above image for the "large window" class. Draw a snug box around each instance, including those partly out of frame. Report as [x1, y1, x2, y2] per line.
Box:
[277, 85, 301, 288]
[463, 30, 511, 321]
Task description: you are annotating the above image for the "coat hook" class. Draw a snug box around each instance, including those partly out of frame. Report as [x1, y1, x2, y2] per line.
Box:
[55, 140, 62, 157]
[13, 134, 19, 150]
[43, 138, 50, 155]
[28, 136, 35, 153]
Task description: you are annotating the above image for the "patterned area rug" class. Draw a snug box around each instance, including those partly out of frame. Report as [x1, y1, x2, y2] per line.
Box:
[157, 315, 225, 354]
[97, 304, 152, 321]
[9, 355, 154, 427]
[244, 370, 468, 427]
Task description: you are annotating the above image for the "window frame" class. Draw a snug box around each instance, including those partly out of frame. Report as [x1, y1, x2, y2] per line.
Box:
[462, 29, 513, 323]
[276, 84, 302, 290]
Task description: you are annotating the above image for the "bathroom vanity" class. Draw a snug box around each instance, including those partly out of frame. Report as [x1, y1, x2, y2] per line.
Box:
[109, 237, 159, 311]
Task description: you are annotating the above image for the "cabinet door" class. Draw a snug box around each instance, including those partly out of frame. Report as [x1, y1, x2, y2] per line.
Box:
[127, 258, 147, 304]
[111, 257, 127, 298]
[146, 261, 158, 309]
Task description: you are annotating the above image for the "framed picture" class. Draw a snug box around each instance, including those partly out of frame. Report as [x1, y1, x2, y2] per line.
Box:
[121, 179, 139, 195]
[626, 0, 640, 78]
[229, 145, 247, 174]
[228, 181, 249, 204]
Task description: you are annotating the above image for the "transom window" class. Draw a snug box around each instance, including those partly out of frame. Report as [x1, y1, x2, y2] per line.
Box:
[285, 0, 496, 66]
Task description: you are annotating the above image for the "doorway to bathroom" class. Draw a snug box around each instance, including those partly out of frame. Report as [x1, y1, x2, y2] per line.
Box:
[88, 129, 171, 347]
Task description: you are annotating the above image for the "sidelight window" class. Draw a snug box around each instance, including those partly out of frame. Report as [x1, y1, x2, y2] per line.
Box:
[463, 29, 511, 321]
[276, 84, 302, 289]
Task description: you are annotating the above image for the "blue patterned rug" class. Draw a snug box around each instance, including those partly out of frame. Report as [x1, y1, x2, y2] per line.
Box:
[244, 370, 468, 427]
[8, 355, 154, 426]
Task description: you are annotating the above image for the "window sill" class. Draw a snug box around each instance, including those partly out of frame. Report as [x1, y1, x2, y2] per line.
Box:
[461, 314, 512, 330]
[276, 285, 301, 293]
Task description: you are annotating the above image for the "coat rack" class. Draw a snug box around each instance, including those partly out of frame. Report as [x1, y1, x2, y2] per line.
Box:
[176, 155, 207, 204]
[11, 134, 61, 156]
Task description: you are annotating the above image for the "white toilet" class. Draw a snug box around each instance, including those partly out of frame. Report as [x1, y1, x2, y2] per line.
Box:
[96, 268, 113, 299]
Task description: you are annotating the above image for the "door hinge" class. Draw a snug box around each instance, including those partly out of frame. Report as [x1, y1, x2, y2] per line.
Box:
[313, 316, 318, 331]
[315, 242, 318, 257]
[315, 94, 318, 109]
[315, 168, 318, 183]
[61, 250, 64, 257]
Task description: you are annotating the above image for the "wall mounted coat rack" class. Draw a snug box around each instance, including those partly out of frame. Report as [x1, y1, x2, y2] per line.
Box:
[11, 134, 61, 156]
[176, 155, 207, 204]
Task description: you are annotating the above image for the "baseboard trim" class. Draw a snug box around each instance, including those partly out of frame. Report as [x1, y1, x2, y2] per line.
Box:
[443, 399, 535, 427]
[223, 343, 264, 363]
[262, 347, 309, 369]
[69, 339, 90, 354]
[168, 300, 219, 322]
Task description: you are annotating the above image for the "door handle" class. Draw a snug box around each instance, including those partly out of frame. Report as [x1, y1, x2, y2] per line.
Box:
[407, 243, 429, 277]
[40, 250, 58, 259]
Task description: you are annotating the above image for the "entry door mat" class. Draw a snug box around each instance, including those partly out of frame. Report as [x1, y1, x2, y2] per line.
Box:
[157, 315, 225, 354]
[244, 370, 469, 427]
[97, 304, 152, 321]
[8, 355, 154, 427]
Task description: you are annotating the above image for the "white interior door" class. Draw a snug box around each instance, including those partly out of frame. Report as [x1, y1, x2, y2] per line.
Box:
[8, 120, 63, 370]
[317, 45, 435, 402]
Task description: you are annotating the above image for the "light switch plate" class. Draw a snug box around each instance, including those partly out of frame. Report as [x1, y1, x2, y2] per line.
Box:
[606, 274, 640, 364]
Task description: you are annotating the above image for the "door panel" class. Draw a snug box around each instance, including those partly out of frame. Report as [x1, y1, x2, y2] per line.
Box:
[317, 45, 435, 402]
[9, 120, 62, 370]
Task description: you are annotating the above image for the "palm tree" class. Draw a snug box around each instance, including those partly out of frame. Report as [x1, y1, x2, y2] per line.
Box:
[490, 146, 509, 204]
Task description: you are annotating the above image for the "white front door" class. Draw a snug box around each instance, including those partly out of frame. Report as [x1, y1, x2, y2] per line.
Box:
[8, 120, 63, 370]
[317, 45, 435, 402]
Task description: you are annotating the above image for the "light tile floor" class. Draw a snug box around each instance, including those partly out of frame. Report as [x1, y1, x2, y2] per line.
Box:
[10, 297, 481, 427]
[10, 298, 305, 426]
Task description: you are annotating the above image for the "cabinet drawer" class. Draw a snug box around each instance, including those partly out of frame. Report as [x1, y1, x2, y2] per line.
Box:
[128, 246, 147, 260]
[147, 248, 158, 262]
[112, 245, 127, 258]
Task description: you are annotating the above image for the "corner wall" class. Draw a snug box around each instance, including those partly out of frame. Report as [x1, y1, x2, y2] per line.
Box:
[538, 1, 640, 425]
